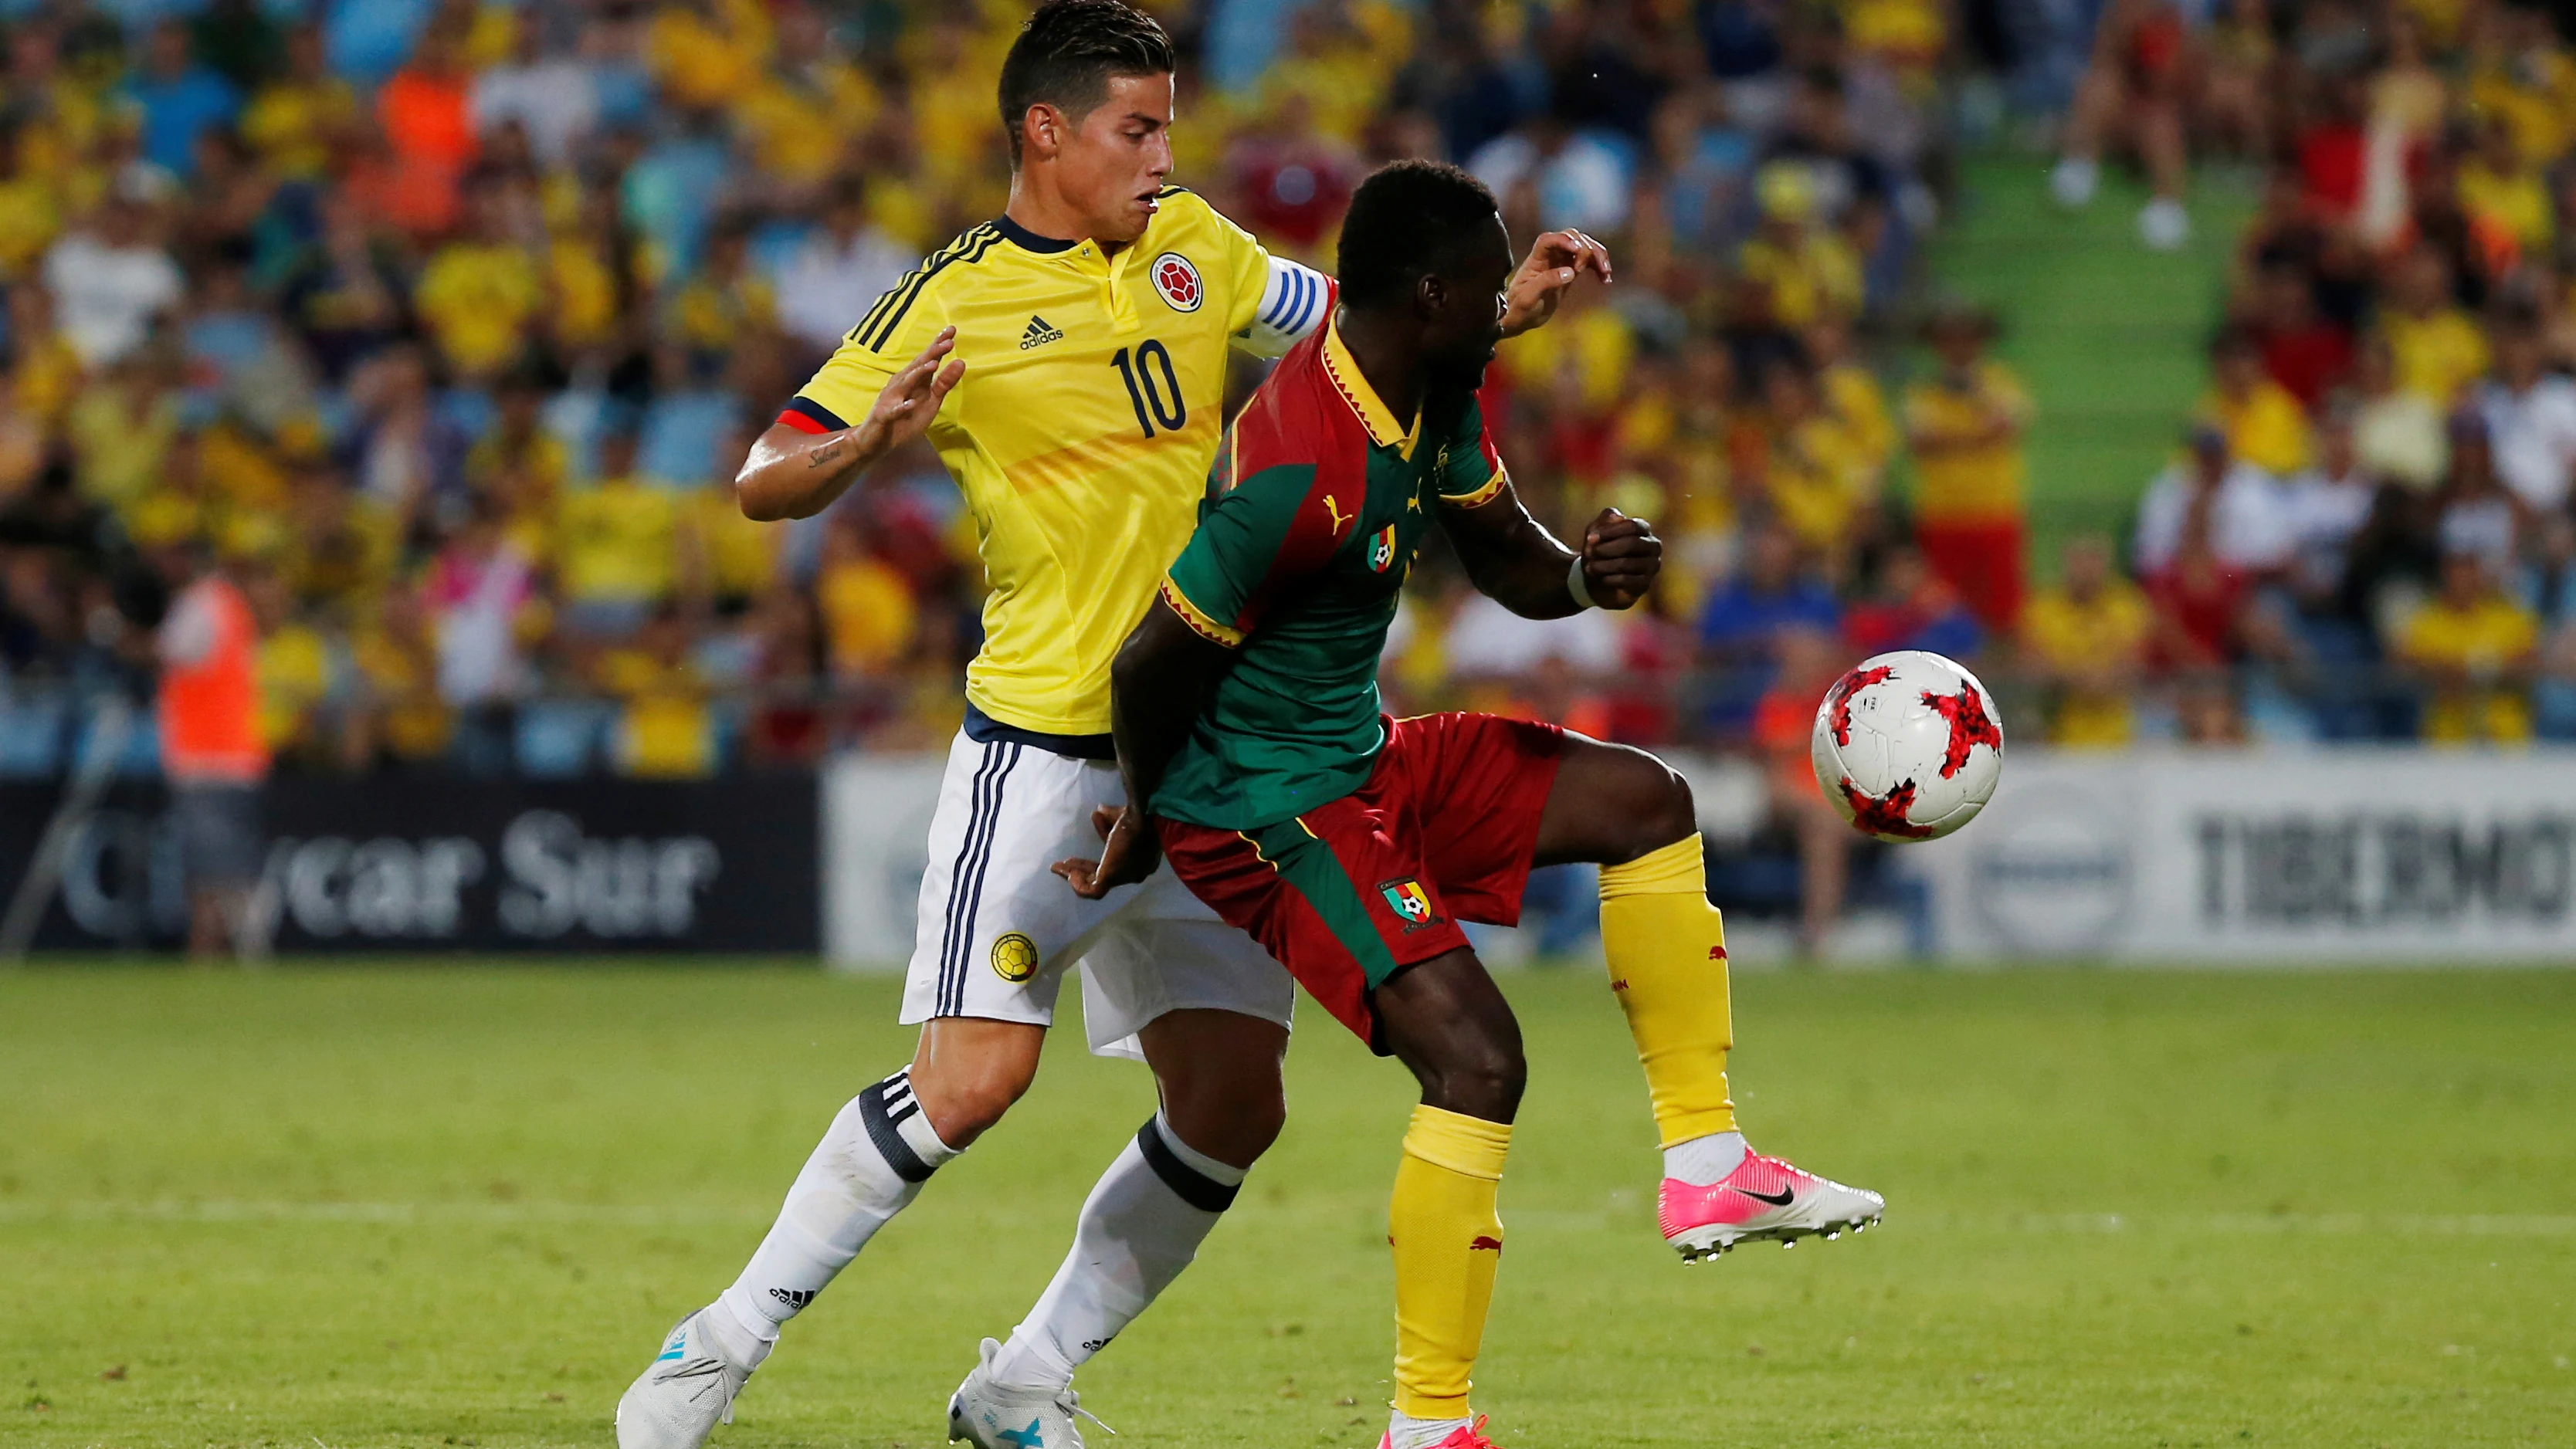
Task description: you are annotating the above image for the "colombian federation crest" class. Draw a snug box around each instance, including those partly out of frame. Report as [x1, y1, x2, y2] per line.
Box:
[990, 932, 1039, 982]
[1152, 252, 1203, 312]
[1368, 523, 1399, 573]
[1379, 879, 1435, 929]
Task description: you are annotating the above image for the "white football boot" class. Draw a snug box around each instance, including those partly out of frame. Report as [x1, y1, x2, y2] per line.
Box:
[615, 1312, 759, 1449]
[948, 1336, 1105, 1449]
[1661, 1151, 1886, 1262]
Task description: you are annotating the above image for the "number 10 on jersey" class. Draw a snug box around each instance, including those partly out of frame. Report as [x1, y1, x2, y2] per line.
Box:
[1112, 340, 1187, 438]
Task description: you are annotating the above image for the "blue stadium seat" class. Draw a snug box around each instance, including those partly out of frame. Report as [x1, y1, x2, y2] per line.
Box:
[2536, 681, 2576, 741]
[707, 700, 745, 774]
[69, 706, 161, 778]
[324, 0, 437, 86]
[642, 389, 744, 487]
[541, 388, 608, 482]
[0, 696, 69, 778]
[515, 699, 615, 779]
[437, 386, 497, 445]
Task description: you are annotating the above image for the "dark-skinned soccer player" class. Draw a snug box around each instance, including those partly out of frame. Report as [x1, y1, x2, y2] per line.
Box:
[1057, 161, 1883, 1449]
[617, 8, 1615, 1449]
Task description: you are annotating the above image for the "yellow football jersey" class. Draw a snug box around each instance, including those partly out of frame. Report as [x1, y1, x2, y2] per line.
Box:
[785, 188, 1327, 736]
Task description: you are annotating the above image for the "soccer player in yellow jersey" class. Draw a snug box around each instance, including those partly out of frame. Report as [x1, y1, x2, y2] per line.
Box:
[615, 7, 1608, 1449]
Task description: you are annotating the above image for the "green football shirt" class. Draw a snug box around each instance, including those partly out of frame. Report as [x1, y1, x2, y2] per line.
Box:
[1153, 319, 1510, 830]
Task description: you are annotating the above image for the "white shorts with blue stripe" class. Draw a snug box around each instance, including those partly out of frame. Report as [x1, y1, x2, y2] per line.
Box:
[899, 728, 1294, 1061]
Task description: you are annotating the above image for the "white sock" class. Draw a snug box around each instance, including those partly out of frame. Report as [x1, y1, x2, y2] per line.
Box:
[1663, 1130, 1748, 1186]
[706, 1069, 959, 1367]
[1388, 1408, 1474, 1449]
[988, 1113, 1247, 1393]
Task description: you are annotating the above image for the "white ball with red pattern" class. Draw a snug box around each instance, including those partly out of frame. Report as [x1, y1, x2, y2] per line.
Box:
[1808, 649, 2005, 842]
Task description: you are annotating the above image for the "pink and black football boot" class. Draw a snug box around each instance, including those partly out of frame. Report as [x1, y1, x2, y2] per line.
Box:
[1660, 1152, 1885, 1262]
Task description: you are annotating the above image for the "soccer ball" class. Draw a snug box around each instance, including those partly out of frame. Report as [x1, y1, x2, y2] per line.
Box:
[1809, 650, 2005, 842]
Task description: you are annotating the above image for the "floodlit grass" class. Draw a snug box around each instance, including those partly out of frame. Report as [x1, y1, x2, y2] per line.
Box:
[2, 964, 2570, 1447]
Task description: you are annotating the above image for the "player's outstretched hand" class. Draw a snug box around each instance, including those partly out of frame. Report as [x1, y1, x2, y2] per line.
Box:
[861, 327, 965, 453]
[1052, 804, 1161, 900]
[1580, 507, 1659, 610]
[1500, 229, 1612, 339]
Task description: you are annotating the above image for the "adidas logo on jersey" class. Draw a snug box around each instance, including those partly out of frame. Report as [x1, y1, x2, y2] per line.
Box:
[1020, 315, 1065, 350]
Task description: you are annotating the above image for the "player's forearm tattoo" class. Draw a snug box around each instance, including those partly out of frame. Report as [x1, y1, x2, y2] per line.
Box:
[804, 437, 848, 470]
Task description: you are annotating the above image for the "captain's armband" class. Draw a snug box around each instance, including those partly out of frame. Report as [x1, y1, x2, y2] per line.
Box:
[1232, 256, 1332, 358]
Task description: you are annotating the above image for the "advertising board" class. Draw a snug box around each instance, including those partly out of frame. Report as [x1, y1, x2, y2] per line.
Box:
[1906, 750, 2576, 960]
[0, 775, 819, 953]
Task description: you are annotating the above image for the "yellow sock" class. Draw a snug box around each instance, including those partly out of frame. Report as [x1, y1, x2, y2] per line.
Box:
[1598, 834, 1737, 1147]
[1389, 1103, 1513, 1420]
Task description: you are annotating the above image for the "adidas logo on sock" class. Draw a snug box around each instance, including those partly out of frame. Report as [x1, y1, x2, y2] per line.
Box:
[1019, 315, 1064, 350]
[768, 1288, 815, 1310]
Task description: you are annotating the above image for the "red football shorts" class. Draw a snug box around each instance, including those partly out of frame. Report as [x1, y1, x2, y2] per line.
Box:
[1158, 713, 1566, 1050]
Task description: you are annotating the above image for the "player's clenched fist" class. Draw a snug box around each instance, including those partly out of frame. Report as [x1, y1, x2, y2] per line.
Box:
[1579, 506, 1659, 610]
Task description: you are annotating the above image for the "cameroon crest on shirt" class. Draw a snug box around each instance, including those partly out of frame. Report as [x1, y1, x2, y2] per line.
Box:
[1379, 878, 1435, 927]
[1368, 523, 1399, 574]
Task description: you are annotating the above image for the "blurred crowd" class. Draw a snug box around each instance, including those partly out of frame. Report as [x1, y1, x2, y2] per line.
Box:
[2040, 0, 2576, 750]
[7, 0, 2576, 813]
[0, 0, 1970, 785]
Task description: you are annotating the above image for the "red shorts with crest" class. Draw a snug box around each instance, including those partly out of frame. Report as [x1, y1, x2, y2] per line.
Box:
[1157, 713, 1565, 1049]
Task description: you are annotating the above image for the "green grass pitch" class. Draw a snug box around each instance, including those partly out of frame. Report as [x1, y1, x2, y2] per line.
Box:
[2, 965, 2571, 1447]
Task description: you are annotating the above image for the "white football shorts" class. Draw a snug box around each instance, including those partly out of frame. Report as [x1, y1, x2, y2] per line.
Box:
[900, 727, 1295, 1060]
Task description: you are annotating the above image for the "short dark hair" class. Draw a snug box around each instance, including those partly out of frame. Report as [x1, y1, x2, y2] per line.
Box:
[997, 0, 1175, 164]
[1335, 161, 1503, 310]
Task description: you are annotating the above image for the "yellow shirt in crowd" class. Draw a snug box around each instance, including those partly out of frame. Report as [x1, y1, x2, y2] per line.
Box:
[648, 0, 773, 113]
[1903, 361, 2031, 525]
[240, 76, 360, 181]
[415, 242, 544, 376]
[0, 175, 60, 279]
[1497, 304, 1635, 416]
[731, 63, 880, 189]
[1739, 230, 1863, 329]
[2467, 54, 2576, 164]
[67, 387, 180, 513]
[547, 238, 623, 351]
[556, 475, 678, 604]
[2202, 378, 2312, 477]
[1843, 0, 1946, 66]
[2022, 582, 2153, 747]
[820, 553, 918, 679]
[687, 488, 774, 600]
[8, 327, 82, 421]
[1823, 362, 1896, 475]
[2400, 594, 2540, 743]
[351, 628, 452, 760]
[599, 646, 714, 777]
[257, 622, 334, 753]
[2458, 163, 2554, 252]
[669, 272, 777, 353]
[2382, 309, 2490, 407]
[1767, 415, 1873, 552]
